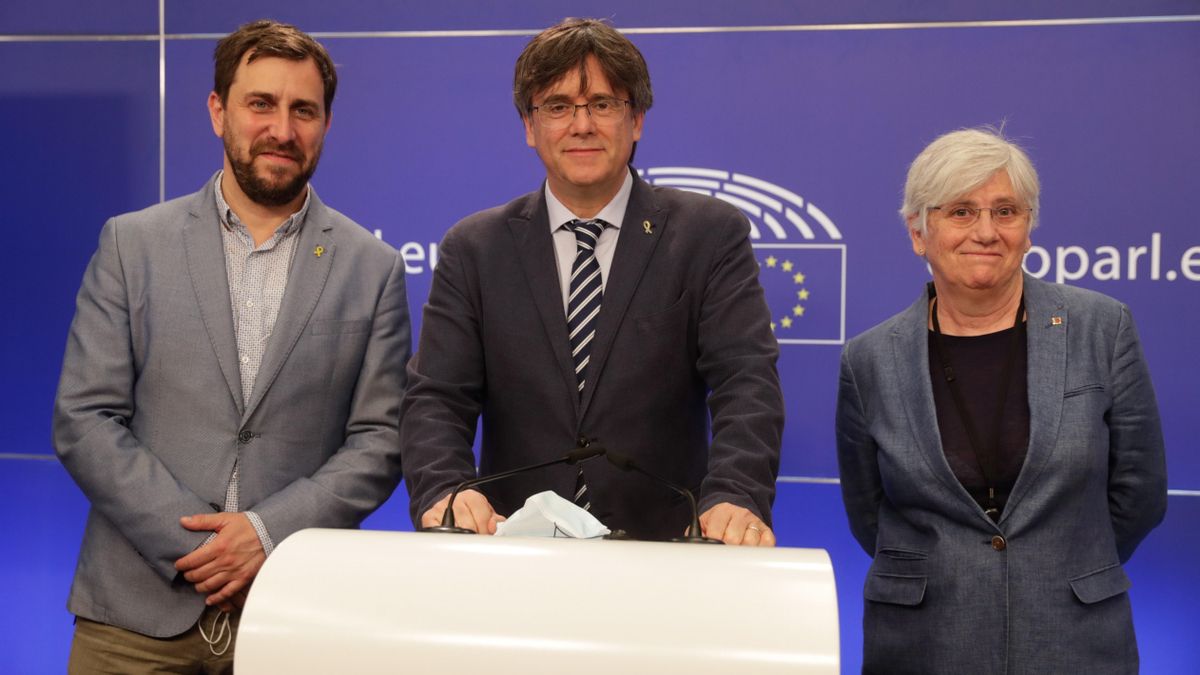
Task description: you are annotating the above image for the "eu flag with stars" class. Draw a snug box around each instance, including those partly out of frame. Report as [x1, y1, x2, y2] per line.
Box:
[753, 244, 845, 345]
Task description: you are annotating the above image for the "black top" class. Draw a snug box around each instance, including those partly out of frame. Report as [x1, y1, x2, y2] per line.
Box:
[928, 324, 1030, 514]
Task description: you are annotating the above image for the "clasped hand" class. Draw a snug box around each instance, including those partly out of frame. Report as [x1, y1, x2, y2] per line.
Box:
[174, 512, 265, 611]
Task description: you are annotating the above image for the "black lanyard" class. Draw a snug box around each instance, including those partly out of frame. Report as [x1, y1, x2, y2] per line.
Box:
[928, 285, 1025, 522]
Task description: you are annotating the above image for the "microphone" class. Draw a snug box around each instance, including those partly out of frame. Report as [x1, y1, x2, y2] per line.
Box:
[422, 444, 607, 534]
[604, 450, 722, 544]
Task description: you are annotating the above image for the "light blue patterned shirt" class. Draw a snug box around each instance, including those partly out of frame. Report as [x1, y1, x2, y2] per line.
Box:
[209, 171, 312, 556]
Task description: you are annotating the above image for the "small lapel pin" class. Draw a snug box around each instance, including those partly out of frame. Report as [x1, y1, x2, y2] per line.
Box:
[1051, 316, 1063, 326]
[643, 220, 653, 235]
[314, 245, 325, 258]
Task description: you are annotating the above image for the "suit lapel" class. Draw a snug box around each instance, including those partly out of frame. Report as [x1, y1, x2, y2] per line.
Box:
[1001, 276, 1067, 522]
[508, 190, 581, 414]
[891, 289, 972, 504]
[182, 179, 244, 416]
[579, 177, 665, 417]
[242, 191, 336, 422]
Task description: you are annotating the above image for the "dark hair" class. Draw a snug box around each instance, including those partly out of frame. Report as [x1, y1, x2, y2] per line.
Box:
[513, 18, 653, 117]
[213, 20, 338, 115]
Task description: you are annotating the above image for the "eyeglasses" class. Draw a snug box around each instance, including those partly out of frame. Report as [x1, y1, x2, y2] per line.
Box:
[927, 203, 1032, 228]
[530, 97, 631, 129]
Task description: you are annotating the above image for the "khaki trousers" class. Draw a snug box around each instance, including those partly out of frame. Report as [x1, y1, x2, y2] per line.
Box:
[68, 606, 240, 675]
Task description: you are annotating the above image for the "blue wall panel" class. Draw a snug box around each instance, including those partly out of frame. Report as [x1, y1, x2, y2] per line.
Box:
[161, 0, 1200, 33]
[161, 19, 1200, 483]
[624, 22, 1200, 481]
[5, 2, 1198, 673]
[3, 460, 88, 674]
[0, 1, 156, 34]
[0, 41, 160, 456]
[11, 464, 1194, 674]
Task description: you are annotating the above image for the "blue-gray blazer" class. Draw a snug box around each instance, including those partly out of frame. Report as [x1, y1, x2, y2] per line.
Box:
[53, 177, 410, 637]
[836, 275, 1166, 674]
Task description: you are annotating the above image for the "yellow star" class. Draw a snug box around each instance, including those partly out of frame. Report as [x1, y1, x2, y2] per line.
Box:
[765, 256, 778, 268]
[798, 289, 810, 300]
[781, 317, 793, 328]
[793, 305, 806, 317]
[781, 260, 794, 272]
[770, 321, 777, 331]
[793, 272, 806, 284]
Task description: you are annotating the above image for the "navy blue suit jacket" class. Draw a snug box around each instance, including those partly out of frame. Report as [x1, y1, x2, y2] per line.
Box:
[401, 173, 783, 540]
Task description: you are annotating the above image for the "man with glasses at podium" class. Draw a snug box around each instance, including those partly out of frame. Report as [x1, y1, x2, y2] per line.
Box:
[401, 18, 784, 545]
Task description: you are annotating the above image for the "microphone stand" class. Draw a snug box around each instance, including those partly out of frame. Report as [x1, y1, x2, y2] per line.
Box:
[423, 445, 607, 534]
[605, 451, 722, 544]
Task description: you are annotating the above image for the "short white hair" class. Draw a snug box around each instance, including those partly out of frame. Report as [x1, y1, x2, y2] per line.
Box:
[900, 126, 1040, 234]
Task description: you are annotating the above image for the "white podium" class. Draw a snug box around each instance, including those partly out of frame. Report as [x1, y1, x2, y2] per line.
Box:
[235, 529, 839, 673]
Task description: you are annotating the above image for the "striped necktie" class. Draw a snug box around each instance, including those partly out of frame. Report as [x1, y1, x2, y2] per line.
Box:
[567, 218, 606, 511]
[567, 218, 606, 395]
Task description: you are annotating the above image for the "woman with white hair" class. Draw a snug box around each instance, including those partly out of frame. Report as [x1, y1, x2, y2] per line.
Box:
[836, 127, 1167, 673]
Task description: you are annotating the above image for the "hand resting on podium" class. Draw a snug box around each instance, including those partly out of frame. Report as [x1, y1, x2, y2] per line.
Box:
[699, 503, 776, 547]
[421, 489, 506, 534]
[422, 489, 774, 546]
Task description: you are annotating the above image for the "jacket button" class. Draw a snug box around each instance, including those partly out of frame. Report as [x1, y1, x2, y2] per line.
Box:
[238, 430, 254, 444]
[991, 535, 1007, 551]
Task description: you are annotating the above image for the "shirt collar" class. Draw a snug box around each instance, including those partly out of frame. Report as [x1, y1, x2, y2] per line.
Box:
[545, 169, 633, 232]
[214, 170, 311, 237]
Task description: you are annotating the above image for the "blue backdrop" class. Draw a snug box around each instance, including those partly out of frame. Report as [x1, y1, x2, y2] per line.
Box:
[4, 2, 1198, 672]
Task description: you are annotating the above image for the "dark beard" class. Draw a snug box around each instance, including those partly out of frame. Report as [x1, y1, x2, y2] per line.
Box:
[225, 137, 321, 207]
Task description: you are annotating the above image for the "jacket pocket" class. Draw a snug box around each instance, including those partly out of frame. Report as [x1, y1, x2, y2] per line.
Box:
[632, 290, 691, 330]
[865, 573, 927, 606]
[1069, 564, 1130, 604]
[310, 319, 371, 335]
[877, 546, 928, 561]
[1063, 383, 1105, 398]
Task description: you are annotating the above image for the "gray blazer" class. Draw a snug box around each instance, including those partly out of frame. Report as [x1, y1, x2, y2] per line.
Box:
[401, 173, 784, 541]
[836, 275, 1167, 674]
[53, 177, 410, 637]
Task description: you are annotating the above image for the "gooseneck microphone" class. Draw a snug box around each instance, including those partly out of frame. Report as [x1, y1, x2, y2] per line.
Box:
[422, 444, 607, 534]
[604, 450, 722, 544]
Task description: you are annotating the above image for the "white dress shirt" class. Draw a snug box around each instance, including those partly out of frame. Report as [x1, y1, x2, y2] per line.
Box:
[545, 170, 633, 314]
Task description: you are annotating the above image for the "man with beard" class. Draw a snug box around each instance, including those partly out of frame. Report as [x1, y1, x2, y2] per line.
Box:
[53, 20, 409, 672]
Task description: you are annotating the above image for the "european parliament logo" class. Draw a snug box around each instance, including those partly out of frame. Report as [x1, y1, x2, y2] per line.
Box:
[639, 168, 846, 345]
